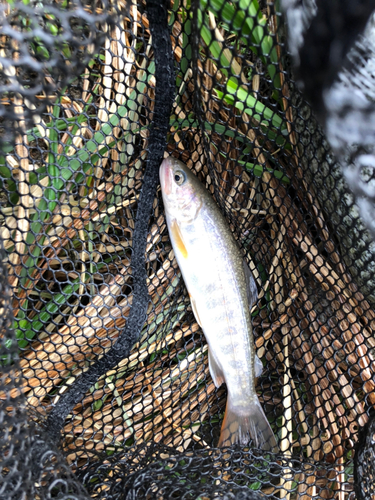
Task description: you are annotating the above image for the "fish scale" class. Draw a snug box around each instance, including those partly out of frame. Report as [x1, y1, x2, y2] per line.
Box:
[160, 156, 278, 451]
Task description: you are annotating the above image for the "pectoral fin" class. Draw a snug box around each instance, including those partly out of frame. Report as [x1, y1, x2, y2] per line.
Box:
[171, 219, 188, 258]
[242, 259, 258, 309]
[208, 349, 225, 388]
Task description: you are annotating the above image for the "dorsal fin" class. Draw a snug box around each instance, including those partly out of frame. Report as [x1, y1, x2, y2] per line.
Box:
[243, 259, 262, 377]
[254, 354, 263, 377]
[242, 259, 258, 309]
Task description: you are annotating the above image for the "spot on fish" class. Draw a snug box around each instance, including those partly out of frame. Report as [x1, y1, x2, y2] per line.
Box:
[171, 219, 188, 258]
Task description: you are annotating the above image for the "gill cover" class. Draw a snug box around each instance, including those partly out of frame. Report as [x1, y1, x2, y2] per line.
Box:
[159, 156, 203, 223]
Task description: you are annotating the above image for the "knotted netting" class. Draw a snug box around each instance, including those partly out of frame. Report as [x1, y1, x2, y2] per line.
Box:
[1, 0, 375, 498]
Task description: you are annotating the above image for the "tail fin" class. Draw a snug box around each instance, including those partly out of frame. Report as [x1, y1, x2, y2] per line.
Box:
[218, 396, 278, 452]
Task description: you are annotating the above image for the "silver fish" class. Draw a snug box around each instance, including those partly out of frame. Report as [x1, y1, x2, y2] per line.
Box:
[159, 156, 278, 451]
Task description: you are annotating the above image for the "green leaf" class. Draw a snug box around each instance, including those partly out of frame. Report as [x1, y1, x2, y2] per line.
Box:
[199, 0, 280, 86]
[170, 115, 288, 148]
[0, 164, 12, 179]
[16, 279, 81, 343]
[239, 160, 289, 183]
[218, 77, 284, 129]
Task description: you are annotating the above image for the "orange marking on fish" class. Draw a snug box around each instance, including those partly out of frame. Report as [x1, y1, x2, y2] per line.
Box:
[171, 219, 188, 258]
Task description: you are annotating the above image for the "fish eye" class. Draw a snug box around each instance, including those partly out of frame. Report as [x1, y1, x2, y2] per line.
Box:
[174, 170, 186, 185]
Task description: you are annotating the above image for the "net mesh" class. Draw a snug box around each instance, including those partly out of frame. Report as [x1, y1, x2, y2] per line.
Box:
[0, 0, 375, 498]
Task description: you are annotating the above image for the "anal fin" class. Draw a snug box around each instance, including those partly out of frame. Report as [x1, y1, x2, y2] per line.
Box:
[208, 349, 225, 388]
[188, 295, 224, 388]
[189, 294, 202, 328]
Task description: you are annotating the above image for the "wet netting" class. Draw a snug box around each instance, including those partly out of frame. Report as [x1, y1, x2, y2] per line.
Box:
[1, 0, 375, 499]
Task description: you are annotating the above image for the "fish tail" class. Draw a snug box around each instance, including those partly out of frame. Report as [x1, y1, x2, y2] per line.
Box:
[218, 395, 278, 452]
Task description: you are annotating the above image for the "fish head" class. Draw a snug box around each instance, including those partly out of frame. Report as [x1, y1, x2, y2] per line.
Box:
[160, 156, 203, 223]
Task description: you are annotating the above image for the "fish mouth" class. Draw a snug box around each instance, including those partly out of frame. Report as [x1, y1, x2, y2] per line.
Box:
[160, 157, 173, 196]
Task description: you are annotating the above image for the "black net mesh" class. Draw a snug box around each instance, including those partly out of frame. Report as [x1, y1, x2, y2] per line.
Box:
[354, 410, 375, 500]
[1, 0, 375, 498]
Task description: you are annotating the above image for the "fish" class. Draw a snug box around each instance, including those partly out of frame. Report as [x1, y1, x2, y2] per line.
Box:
[159, 155, 278, 451]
